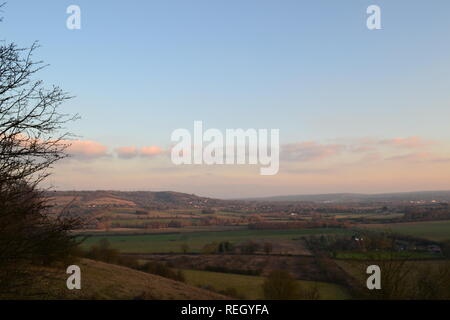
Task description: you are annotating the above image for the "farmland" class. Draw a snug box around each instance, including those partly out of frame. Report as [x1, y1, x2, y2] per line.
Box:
[81, 228, 351, 253]
[181, 269, 350, 300]
[61, 190, 450, 300]
[361, 220, 450, 241]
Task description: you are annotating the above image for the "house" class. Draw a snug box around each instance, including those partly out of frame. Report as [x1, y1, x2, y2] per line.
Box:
[351, 235, 363, 242]
[427, 245, 442, 254]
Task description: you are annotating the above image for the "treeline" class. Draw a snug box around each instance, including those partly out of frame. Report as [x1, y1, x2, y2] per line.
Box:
[108, 217, 247, 230]
[249, 219, 347, 230]
[110, 220, 187, 229]
[204, 266, 262, 276]
[200, 240, 274, 255]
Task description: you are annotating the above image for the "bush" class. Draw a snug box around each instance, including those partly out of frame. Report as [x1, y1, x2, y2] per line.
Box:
[298, 283, 320, 300]
[84, 239, 120, 263]
[0, 184, 81, 293]
[262, 270, 299, 300]
[218, 287, 245, 299]
[133, 291, 158, 300]
[442, 241, 450, 258]
[240, 241, 260, 254]
[202, 242, 219, 254]
[204, 266, 261, 276]
[139, 261, 185, 282]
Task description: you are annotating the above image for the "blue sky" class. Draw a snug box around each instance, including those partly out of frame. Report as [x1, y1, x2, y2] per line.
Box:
[2, 1, 450, 196]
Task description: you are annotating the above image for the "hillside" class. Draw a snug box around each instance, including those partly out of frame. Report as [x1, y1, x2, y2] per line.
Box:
[17, 259, 228, 300]
[48, 190, 450, 210]
[47, 190, 226, 211]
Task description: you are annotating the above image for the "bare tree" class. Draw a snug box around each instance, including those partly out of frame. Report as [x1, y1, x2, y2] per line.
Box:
[0, 14, 81, 296]
[0, 41, 77, 186]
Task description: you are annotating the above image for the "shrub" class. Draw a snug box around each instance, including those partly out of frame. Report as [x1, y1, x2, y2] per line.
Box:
[139, 261, 185, 282]
[262, 270, 299, 300]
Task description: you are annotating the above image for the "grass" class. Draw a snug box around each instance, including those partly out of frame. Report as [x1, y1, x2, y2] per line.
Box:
[81, 228, 351, 253]
[181, 269, 350, 300]
[362, 220, 450, 241]
[1, 259, 227, 300]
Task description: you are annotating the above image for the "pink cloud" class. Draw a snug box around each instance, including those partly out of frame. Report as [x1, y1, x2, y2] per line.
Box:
[350, 145, 377, 153]
[280, 136, 442, 165]
[281, 141, 344, 162]
[386, 152, 450, 163]
[381, 136, 434, 149]
[361, 152, 383, 162]
[114, 145, 166, 158]
[116, 146, 139, 159]
[386, 152, 432, 162]
[65, 140, 108, 159]
[141, 146, 164, 157]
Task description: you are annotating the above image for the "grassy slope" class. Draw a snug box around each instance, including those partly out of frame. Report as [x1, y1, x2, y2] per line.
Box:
[181, 269, 350, 300]
[22, 259, 227, 300]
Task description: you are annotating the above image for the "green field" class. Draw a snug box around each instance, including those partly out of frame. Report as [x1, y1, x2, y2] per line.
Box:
[363, 220, 450, 241]
[110, 218, 201, 225]
[81, 228, 351, 253]
[336, 213, 404, 220]
[181, 269, 350, 300]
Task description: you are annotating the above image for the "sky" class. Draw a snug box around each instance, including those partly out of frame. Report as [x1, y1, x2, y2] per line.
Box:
[2, 0, 450, 198]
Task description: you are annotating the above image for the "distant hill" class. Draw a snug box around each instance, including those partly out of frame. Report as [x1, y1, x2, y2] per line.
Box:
[11, 259, 228, 300]
[243, 191, 450, 203]
[47, 190, 450, 209]
[47, 190, 224, 210]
